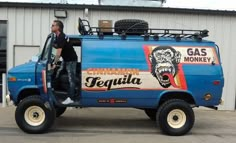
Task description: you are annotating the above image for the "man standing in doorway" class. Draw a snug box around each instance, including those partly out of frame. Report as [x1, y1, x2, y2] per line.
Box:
[51, 20, 78, 104]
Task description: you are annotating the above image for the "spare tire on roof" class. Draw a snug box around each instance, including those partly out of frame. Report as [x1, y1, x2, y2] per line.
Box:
[115, 19, 149, 35]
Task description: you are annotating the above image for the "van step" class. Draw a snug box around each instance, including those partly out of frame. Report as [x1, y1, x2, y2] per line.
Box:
[56, 101, 81, 107]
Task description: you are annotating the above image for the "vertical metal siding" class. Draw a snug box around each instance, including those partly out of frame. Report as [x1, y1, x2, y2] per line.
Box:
[32, 8, 42, 46]
[0, 7, 7, 20]
[15, 8, 24, 45]
[6, 7, 16, 71]
[0, 6, 235, 110]
[24, 8, 33, 45]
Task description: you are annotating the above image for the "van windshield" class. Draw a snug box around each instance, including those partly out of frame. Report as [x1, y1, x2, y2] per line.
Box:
[41, 36, 52, 61]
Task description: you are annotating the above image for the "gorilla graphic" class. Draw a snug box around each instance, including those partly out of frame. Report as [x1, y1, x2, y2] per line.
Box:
[149, 46, 181, 88]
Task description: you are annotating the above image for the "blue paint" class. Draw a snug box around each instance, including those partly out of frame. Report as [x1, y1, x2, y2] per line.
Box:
[8, 34, 224, 108]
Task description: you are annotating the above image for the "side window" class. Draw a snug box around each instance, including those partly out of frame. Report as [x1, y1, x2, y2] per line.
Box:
[215, 45, 221, 63]
[73, 46, 81, 62]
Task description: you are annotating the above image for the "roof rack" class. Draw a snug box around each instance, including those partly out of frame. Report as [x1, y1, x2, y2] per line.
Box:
[78, 18, 209, 42]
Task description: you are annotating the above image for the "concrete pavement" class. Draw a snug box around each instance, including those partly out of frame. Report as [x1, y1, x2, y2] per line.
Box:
[0, 106, 236, 143]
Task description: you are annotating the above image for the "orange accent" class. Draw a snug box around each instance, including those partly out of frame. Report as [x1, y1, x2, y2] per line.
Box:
[8, 77, 17, 82]
[86, 68, 140, 75]
[87, 68, 93, 75]
[42, 70, 47, 93]
[143, 45, 153, 71]
[82, 70, 151, 73]
[175, 77, 180, 87]
[177, 64, 187, 90]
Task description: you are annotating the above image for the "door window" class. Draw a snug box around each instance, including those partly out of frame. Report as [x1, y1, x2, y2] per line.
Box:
[41, 36, 52, 61]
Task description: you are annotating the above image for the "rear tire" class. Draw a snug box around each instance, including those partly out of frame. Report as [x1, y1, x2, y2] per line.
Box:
[156, 99, 195, 136]
[144, 109, 157, 121]
[15, 96, 56, 134]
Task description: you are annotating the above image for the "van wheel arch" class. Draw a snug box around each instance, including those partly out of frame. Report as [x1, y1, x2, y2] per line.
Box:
[17, 88, 40, 105]
[158, 92, 196, 107]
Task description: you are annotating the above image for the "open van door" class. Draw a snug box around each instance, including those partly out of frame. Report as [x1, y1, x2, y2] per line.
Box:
[36, 33, 55, 103]
[44, 35, 82, 108]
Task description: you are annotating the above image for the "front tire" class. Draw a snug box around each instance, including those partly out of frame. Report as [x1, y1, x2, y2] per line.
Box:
[157, 99, 195, 136]
[15, 96, 56, 134]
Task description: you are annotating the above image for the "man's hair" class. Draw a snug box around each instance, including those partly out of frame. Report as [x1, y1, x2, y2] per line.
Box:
[54, 20, 64, 32]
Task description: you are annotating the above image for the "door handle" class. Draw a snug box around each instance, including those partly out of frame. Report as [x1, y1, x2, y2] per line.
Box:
[211, 57, 215, 65]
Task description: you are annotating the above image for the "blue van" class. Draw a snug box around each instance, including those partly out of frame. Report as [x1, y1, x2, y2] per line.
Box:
[7, 19, 224, 136]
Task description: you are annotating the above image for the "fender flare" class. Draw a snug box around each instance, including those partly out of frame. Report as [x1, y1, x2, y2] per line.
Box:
[157, 90, 196, 107]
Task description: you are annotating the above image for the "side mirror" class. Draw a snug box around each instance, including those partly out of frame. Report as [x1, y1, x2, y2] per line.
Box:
[31, 56, 39, 62]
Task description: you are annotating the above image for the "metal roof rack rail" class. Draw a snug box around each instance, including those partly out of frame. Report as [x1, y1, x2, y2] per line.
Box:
[78, 18, 209, 41]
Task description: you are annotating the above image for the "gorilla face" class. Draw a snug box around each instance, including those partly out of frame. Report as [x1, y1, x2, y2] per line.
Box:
[149, 46, 181, 88]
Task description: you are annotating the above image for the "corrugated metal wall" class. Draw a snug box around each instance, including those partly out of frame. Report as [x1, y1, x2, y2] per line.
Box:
[0, 6, 235, 110]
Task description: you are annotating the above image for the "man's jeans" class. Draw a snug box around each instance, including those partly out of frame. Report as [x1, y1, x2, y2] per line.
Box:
[56, 61, 77, 100]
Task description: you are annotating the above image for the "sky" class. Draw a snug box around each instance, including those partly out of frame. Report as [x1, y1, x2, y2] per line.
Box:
[0, 0, 236, 10]
[165, 0, 236, 10]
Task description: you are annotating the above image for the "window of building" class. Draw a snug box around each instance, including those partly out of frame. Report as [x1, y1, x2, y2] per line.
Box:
[0, 21, 7, 49]
[0, 21, 7, 85]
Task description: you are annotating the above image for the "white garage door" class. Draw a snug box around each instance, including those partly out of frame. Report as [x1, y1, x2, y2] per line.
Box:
[14, 45, 40, 66]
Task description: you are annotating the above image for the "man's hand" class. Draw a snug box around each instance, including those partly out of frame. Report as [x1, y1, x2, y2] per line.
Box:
[51, 64, 57, 70]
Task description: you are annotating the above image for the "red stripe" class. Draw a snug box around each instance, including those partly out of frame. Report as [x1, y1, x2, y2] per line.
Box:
[178, 64, 187, 90]
[143, 45, 152, 72]
[42, 70, 47, 93]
